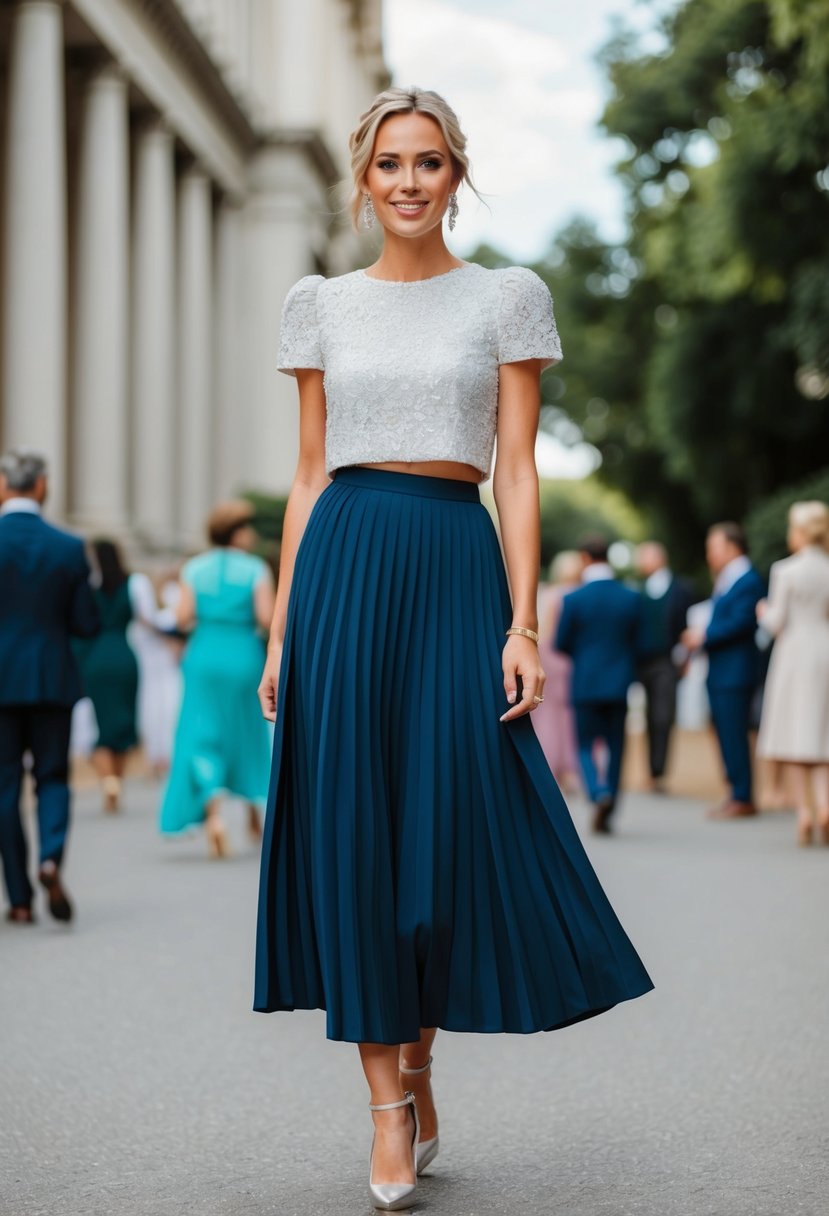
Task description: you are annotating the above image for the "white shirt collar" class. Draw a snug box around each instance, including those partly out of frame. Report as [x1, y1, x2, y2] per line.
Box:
[0, 497, 42, 516]
[645, 568, 673, 598]
[582, 562, 614, 584]
[713, 554, 751, 598]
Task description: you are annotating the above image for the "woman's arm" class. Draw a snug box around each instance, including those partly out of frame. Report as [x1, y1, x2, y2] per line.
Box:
[175, 582, 195, 632]
[493, 359, 546, 722]
[254, 570, 277, 633]
[756, 563, 787, 637]
[258, 368, 329, 720]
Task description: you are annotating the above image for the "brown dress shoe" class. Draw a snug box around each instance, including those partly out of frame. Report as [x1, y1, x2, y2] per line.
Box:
[6, 906, 35, 924]
[707, 800, 757, 820]
[591, 795, 615, 834]
[38, 862, 73, 922]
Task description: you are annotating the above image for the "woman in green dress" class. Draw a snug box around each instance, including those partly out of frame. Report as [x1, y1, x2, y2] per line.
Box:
[74, 539, 139, 812]
[159, 501, 275, 857]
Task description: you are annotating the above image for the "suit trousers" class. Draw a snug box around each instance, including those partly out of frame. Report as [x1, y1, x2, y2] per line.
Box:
[707, 686, 753, 803]
[0, 704, 72, 908]
[574, 701, 627, 804]
[638, 655, 679, 778]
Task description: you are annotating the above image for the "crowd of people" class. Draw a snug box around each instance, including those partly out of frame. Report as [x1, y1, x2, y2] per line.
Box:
[530, 509, 829, 841]
[1, 444, 828, 924]
[0, 450, 276, 921]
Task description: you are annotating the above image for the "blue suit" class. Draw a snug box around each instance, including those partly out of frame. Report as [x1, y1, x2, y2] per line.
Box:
[704, 567, 765, 803]
[0, 508, 100, 910]
[556, 577, 645, 806]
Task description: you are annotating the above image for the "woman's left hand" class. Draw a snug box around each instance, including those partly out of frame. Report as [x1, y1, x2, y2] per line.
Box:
[500, 636, 546, 723]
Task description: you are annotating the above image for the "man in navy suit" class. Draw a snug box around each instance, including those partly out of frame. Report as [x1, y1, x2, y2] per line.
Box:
[555, 537, 645, 834]
[0, 451, 100, 923]
[635, 541, 698, 792]
[681, 521, 765, 819]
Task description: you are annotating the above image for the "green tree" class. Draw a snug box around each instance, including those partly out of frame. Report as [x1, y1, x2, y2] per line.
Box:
[599, 0, 829, 534]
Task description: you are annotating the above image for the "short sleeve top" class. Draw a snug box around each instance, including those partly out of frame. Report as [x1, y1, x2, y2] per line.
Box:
[277, 262, 562, 481]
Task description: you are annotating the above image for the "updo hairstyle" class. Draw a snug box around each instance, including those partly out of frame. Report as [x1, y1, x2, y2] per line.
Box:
[788, 500, 829, 547]
[207, 500, 255, 547]
[346, 86, 482, 232]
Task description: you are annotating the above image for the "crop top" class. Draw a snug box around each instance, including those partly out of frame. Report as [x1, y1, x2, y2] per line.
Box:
[277, 261, 562, 481]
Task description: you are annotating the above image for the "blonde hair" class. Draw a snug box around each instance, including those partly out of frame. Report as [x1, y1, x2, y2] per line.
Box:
[788, 500, 829, 547]
[347, 86, 482, 232]
[548, 550, 583, 586]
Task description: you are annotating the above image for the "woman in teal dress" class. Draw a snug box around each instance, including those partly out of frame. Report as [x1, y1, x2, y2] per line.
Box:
[159, 501, 275, 857]
[74, 539, 139, 812]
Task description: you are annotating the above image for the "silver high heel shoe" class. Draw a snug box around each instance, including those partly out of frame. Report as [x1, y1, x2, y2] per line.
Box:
[368, 1091, 419, 1211]
[399, 1055, 439, 1173]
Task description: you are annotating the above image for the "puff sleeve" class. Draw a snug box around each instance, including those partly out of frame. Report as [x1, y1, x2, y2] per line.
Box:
[497, 267, 562, 369]
[277, 274, 325, 376]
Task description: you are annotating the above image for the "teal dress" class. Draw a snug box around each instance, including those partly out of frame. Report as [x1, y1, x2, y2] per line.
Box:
[74, 582, 138, 752]
[159, 548, 272, 835]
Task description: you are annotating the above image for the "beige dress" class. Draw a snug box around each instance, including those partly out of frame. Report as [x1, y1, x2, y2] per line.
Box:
[757, 545, 829, 762]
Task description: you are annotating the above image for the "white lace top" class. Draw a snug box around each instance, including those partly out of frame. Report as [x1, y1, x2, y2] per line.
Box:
[277, 261, 562, 481]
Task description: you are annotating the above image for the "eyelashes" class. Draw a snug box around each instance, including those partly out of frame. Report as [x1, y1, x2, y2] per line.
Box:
[376, 159, 444, 171]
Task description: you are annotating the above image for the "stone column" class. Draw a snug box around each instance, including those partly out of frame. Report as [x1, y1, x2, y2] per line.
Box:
[131, 121, 176, 546]
[1, 0, 67, 513]
[70, 65, 130, 533]
[242, 145, 325, 496]
[176, 166, 213, 546]
[213, 198, 242, 500]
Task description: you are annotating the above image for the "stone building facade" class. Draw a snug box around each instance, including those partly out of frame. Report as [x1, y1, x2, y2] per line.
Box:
[0, 0, 387, 549]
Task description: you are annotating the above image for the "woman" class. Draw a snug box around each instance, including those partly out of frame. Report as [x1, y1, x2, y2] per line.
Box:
[74, 539, 139, 812]
[127, 568, 183, 779]
[254, 88, 653, 1211]
[535, 550, 583, 791]
[757, 500, 829, 845]
[159, 502, 275, 857]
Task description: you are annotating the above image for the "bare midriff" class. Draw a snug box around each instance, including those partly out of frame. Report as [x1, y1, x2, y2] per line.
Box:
[354, 460, 483, 484]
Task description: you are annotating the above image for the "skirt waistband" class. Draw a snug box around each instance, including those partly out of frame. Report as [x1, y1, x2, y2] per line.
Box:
[332, 465, 481, 503]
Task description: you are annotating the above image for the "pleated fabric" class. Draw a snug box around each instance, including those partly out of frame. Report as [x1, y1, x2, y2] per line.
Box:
[254, 466, 653, 1043]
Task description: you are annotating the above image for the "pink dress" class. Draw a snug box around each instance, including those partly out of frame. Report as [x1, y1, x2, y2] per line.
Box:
[534, 584, 580, 783]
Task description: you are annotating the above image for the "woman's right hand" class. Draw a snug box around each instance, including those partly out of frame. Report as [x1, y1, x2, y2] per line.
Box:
[258, 641, 283, 722]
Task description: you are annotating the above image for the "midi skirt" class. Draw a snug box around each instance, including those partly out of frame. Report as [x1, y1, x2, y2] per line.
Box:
[254, 466, 653, 1043]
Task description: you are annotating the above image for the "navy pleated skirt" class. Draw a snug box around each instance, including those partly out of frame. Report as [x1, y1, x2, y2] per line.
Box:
[254, 465, 653, 1043]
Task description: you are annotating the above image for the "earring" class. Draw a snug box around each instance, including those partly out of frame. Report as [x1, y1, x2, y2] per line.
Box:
[362, 193, 376, 230]
[447, 192, 459, 231]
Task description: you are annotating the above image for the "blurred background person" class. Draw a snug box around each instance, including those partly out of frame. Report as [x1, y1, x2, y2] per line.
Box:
[0, 451, 99, 924]
[635, 541, 697, 793]
[556, 537, 645, 834]
[682, 522, 765, 820]
[756, 501, 829, 846]
[535, 550, 582, 793]
[128, 566, 183, 780]
[159, 501, 275, 858]
[74, 539, 140, 813]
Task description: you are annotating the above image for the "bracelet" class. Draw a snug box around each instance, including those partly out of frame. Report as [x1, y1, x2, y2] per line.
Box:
[505, 626, 539, 643]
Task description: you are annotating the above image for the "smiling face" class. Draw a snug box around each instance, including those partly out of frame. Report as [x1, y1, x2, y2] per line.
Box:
[363, 111, 459, 239]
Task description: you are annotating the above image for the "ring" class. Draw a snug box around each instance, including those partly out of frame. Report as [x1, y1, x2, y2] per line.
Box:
[532, 695, 544, 704]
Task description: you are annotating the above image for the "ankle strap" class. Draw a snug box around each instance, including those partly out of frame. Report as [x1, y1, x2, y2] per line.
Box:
[369, 1091, 415, 1112]
[399, 1055, 433, 1076]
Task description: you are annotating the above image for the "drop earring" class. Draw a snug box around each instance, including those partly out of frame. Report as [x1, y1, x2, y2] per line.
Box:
[362, 193, 376, 230]
[447, 192, 459, 231]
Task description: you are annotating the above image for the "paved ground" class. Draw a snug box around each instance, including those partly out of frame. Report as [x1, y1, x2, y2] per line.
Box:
[1, 776, 827, 1216]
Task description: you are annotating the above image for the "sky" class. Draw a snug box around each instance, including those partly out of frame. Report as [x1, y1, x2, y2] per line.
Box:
[382, 0, 668, 477]
[383, 0, 666, 264]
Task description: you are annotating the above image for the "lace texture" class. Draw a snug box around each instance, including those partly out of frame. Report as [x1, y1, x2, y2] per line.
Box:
[277, 263, 562, 481]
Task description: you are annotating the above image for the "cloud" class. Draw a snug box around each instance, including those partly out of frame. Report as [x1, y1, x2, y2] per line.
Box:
[384, 0, 626, 260]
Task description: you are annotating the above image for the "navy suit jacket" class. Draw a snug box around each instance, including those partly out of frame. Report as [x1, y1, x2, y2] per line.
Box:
[0, 510, 100, 707]
[705, 567, 765, 691]
[555, 578, 646, 704]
